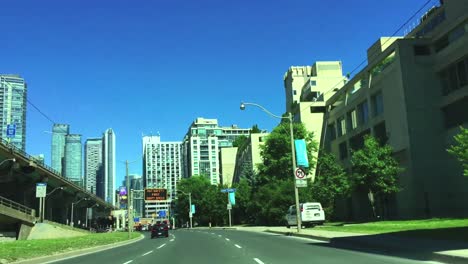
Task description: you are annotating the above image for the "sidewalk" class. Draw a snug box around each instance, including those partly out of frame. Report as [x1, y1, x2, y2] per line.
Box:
[228, 226, 468, 264]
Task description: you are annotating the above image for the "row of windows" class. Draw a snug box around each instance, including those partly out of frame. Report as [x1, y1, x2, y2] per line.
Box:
[440, 56, 468, 95]
[329, 92, 383, 140]
[338, 122, 387, 160]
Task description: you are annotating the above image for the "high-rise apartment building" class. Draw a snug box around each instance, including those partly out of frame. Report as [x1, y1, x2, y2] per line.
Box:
[182, 118, 250, 185]
[0, 75, 27, 151]
[51, 124, 70, 175]
[129, 174, 144, 218]
[143, 136, 182, 218]
[85, 138, 103, 194]
[103, 128, 116, 205]
[64, 134, 82, 185]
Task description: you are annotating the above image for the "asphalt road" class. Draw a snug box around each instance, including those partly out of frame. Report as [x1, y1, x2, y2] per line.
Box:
[50, 229, 443, 264]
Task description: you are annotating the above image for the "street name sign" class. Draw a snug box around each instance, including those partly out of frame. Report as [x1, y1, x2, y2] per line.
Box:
[36, 183, 47, 198]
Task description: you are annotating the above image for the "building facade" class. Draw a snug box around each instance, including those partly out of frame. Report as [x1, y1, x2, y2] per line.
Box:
[232, 133, 269, 184]
[129, 174, 144, 218]
[64, 134, 82, 185]
[0, 75, 27, 151]
[85, 138, 103, 194]
[103, 128, 116, 205]
[51, 124, 70, 175]
[320, 0, 468, 219]
[182, 118, 250, 185]
[142, 135, 182, 218]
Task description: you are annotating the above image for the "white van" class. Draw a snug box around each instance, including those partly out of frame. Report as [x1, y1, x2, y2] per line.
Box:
[285, 202, 325, 228]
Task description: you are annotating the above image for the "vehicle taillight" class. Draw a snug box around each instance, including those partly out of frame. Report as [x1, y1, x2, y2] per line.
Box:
[301, 208, 303, 212]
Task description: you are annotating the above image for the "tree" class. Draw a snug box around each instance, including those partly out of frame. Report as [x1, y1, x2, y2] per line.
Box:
[312, 152, 351, 219]
[447, 126, 468, 176]
[251, 124, 262, 133]
[351, 135, 402, 219]
[257, 121, 317, 184]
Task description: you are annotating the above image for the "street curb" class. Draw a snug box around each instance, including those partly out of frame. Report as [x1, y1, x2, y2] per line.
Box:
[11, 234, 145, 264]
[431, 252, 468, 264]
[265, 230, 331, 242]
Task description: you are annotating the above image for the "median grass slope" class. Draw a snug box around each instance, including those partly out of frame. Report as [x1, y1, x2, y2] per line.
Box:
[0, 232, 141, 263]
[317, 218, 468, 242]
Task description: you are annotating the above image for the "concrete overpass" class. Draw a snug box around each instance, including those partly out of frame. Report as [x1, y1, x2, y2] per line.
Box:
[0, 137, 117, 239]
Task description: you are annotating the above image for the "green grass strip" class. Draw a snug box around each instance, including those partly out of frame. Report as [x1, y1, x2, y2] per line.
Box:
[0, 232, 141, 263]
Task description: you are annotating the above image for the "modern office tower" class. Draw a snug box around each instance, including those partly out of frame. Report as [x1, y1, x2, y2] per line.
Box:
[319, 0, 468, 219]
[103, 128, 116, 205]
[142, 135, 182, 218]
[32, 154, 45, 165]
[64, 134, 82, 185]
[51, 124, 70, 175]
[182, 118, 250, 185]
[0, 75, 27, 151]
[85, 138, 103, 194]
[283, 61, 346, 181]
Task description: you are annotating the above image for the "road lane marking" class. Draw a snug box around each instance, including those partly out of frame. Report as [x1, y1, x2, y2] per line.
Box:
[254, 258, 265, 264]
[211, 232, 215, 235]
[157, 243, 166, 249]
[123, 261, 133, 264]
[218, 235, 222, 237]
[235, 244, 242, 249]
[142, 251, 153, 256]
[225, 238, 230, 241]
[170, 239, 174, 242]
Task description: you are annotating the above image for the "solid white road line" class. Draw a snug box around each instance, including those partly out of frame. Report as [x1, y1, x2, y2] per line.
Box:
[123, 261, 133, 264]
[170, 239, 175, 242]
[157, 244, 166, 249]
[225, 238, 230, 241]
[142, 251, 153, 256]
[254, 258, 265, 264]
[234, 244, 242, 249]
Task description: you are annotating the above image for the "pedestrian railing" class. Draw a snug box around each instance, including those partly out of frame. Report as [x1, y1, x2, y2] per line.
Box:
[0, 195, 34, 216]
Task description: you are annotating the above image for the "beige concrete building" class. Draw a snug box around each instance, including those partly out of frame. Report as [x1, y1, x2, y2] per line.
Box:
[283, 62, 346, 180]
[220, 147, 238, 187]
[232, 133, 269, 184]
[321, 0, 468, 219]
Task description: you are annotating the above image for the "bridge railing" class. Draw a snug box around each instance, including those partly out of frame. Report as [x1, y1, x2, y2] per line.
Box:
[0, 137, 114, 209]
[0, 195, 34, 216]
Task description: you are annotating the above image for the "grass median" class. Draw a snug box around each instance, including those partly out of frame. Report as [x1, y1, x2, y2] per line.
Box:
[316, 218, 468, 242]
[0, 232, 141, 263]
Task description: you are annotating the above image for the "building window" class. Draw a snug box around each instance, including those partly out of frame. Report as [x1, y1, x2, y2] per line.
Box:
[442, 97, 468, 129]
[327, 123, 336, 141]
[310, 80, 317, 86]
[414, 45, 431, 56]
[374, 121, 388, 145]
[371, 92, 384, 117]
[440, 57, 468, 95]
[350, 130, 370, 150]
[357, 101, 369, 125]
[337, 116, 346, 137]
[293, 90, 297, 95]
[346, 110, 357, 132]
[339, 142, 348, 160]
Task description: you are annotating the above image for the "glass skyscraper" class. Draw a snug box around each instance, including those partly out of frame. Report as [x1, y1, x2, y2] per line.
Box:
[0, 75, 27, 150]
[103, 128, 116, 205]
[51, 124, 70, 175]
[64, 134, 82, 185]
[85, 138, 103, 194]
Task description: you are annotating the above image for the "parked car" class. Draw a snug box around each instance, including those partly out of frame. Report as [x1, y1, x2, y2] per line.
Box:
[151, 223, 169, 238]
[286, 202, 325, 228]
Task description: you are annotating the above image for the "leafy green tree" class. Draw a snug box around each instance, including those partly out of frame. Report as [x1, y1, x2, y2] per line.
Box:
[312, 152, 351, 219]
[232, 179, 252, 224]
[257, 121, 317, 184]
[232, 135, 248, 148]
[447, 126, 468, 176]
[251, 124, 262, 133]
[351, 135, 402, 219]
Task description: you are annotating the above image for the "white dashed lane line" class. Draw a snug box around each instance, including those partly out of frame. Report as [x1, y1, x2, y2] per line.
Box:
[170, 239, 174, 242]
[234, 244, 242, 249]
[123, 261, 133, 264]
[157, 243, 166, 249]
[225, 238, 230, 241]
[142, 250, 153, 256]
[254, 258, 265, 264]
[218, 235, 222, 237]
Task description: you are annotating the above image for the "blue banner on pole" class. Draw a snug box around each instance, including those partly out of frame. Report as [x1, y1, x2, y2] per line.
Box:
[229, 192, 236, 205]
[294, 139, 309, 168]
[191, 204, 196, 214]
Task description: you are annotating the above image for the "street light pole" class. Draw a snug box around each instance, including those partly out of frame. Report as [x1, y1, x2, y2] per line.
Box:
[178, 191, 192, 228]
[71, 197, 88, 227]
[240, 102, 302, 233]
[43, 186, 65, 222]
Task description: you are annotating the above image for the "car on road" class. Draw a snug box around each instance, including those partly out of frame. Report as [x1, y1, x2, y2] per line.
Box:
[286, 202, 325, 228]
[151, 223, 169, 238]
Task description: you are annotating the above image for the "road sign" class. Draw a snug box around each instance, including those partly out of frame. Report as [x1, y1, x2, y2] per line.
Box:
[158, 210, 166, 218]
[6, 124, 16, 138]
[221, 188, 236, 193]
[144, 188, 168, 201]
[295, 167, 306, 179]
[36, 183, 47, 198]
[295, 179, 308, 188]
[134, 217, 140, 222]
[227, 203, 232, 210]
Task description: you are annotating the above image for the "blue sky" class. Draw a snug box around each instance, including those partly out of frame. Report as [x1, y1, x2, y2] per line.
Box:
[0, 0, 435, 187]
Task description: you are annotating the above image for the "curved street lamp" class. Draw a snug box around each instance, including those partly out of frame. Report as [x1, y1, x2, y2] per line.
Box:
[71, 197, 89, 227]
[41, 186, 65, 222]
[240, 101, 302, 233]
[0, 158, 16, 167]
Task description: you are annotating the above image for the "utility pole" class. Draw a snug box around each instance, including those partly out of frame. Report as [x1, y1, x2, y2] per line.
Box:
[188, 192, 193, 228]
[126, 160, 132, 239]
